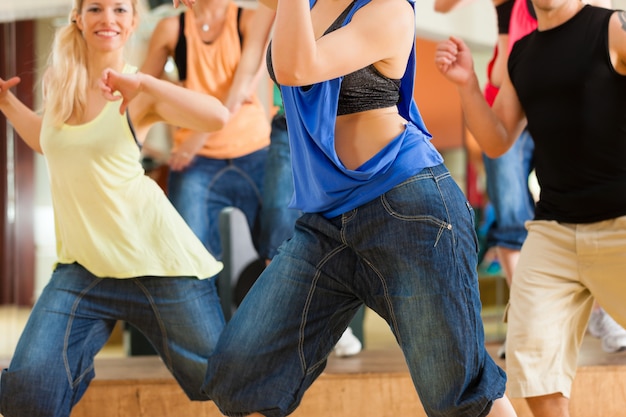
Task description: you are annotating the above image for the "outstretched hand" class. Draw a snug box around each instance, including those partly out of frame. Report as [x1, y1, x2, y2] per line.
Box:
[0, 76, 21, 101]
[99, 68, 141, 115]
[434, 36, 475, 86]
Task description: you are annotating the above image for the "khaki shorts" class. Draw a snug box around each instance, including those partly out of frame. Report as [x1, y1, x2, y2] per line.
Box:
[505, 217, 626, 398]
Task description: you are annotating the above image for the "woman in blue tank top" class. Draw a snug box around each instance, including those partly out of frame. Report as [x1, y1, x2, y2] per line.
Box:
[173, 0, 517, 415]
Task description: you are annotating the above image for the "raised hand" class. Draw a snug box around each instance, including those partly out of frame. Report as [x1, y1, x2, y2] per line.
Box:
[434, 36, 475, 86]
[0, 76, 21, 102]
[99, 68, 141, 115]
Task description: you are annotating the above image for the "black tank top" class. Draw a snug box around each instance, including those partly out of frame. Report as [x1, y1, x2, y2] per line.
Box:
[509, 6, 626, 223]
[266, 0, 401, 115]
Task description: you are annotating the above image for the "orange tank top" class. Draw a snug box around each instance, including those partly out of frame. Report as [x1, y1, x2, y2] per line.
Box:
[174, 3, 270, 159]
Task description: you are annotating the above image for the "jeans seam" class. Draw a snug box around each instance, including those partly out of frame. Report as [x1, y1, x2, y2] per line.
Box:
[132, 279, 173, 369]
[361, 256, 402, 347]
[63, 277, 102, 389]
[230, 165, 263, 203]
[301, 244, 347, 375]
[431, 168, 455, 248]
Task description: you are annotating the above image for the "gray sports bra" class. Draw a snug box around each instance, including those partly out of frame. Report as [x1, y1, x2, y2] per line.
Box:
[266, 1, 401, 115]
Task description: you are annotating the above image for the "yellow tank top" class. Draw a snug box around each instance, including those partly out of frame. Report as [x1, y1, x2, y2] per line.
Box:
[40, 65, 223, 279]
[174, 3, 270, 159]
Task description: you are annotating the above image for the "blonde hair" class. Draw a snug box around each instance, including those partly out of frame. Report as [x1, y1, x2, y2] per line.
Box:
[44, 0, 138, 126]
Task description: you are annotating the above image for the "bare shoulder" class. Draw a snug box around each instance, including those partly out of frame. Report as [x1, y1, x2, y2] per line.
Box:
[354, 0, 415, 46]
[608, 11, 626, 51]
[349, 0, 415, 77]
[151, 13, 181, 46]
[355, 0, 414, 33]
[358, 0, 412, 14]
[610, 9, 626, 29]
[238, 6, 256, 30]
[361, 0, 414, 17]
[608, 10, 626, 74]
[154, 13, 180, 31]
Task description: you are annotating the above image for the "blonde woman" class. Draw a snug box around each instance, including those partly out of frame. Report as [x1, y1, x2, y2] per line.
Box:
[0, 1, 229, 416]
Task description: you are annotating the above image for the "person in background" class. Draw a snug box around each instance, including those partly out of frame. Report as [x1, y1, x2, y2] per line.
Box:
[436, 0, 626, 415]
[435, 0, 624, 358]
[0, 0, 230, 416]
[257, 84, 299, 265]
[175, 0, 519, 416]
[141, 0, 275, 261]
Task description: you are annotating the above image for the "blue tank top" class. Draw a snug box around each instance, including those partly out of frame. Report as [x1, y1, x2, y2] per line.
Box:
[282, 0, 442, 217]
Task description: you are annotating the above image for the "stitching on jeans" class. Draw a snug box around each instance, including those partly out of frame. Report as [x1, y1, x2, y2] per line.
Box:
[431, 168, 454, 248]
[380, 173, 452, 246]
[300, 244, 347, 375]
[133, 279, 173, 369]
[361, 256, 402, 346]
[63, 277, 102, 388]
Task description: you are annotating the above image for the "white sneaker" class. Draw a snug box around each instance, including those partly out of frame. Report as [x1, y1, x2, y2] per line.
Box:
[588, 308, 626, 353]
[333, 327, 362, 357]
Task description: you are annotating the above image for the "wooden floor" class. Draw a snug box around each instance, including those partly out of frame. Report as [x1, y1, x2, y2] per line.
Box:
[2, 302, 626, 416]
[1, 335, 623, 417]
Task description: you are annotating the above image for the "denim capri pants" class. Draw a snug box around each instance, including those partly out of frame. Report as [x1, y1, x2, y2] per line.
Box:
[0, 263, 224, 417]
[201, 163, 507, 417]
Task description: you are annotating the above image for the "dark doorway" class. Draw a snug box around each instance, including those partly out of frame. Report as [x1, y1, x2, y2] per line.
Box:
[0, 20, 36, 306]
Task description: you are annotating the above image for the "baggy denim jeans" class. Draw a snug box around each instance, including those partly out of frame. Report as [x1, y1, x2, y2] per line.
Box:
[202, 164, 507, 417]
[0, 263, 224, 417]
[168, 148, 268, 260]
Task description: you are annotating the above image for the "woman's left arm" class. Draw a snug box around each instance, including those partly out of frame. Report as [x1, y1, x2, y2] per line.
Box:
[100, 68, 229, 133]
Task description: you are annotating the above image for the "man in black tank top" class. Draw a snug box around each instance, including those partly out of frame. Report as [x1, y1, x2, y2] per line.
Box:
[437, 1, 626, 417]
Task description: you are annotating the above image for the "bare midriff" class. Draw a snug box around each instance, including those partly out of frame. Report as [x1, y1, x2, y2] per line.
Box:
[334, 106, 408, 170]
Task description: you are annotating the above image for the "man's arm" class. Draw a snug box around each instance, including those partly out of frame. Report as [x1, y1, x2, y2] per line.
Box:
[608, 10, 626, 74]
[436, 36, 525, 157]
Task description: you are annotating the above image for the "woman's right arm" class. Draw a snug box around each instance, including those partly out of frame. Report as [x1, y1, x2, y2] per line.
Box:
[0, 76, 44, 154]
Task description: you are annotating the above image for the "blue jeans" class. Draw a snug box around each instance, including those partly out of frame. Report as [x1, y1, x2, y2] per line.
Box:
[168, 148, 268, 260]
[202, 164, 507, 417]
[258, 114, 301, 260]
[483, 129, 535, 250]
[0, 263, 224, 417]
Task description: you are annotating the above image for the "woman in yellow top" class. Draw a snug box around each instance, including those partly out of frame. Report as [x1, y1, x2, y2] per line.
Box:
[0, 1, 229, 416]
[141, 0, 275, 261]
